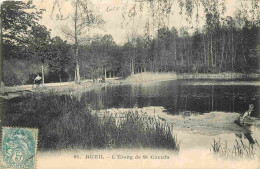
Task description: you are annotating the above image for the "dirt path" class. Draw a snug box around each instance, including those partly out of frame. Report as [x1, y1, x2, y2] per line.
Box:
[0, 78, 122, 100]
[0, 72, 178, 99]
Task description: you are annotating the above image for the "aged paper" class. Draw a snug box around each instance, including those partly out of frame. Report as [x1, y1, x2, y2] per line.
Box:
[1, 0, 260, 168]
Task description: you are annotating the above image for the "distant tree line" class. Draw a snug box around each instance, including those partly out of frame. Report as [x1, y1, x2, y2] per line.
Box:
[114, 0, 260, 75]
[1, 0, 260, 86]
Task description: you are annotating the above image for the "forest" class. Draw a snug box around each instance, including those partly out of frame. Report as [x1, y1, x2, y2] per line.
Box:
[1, 0, 260, 86]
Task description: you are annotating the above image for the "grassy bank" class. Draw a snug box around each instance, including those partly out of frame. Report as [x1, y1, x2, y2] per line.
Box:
[125, 72, 260, 83]
[3, 93, 179, 151]
[177, 72, 260, 80]
[126, 72, 178, 83]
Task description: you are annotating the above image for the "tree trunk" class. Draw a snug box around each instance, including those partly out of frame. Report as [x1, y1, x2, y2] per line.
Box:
[105, 67, 107, 79]
[174, 36, 177, 72]
[131, 58, 134, 75]
[74, 0, 80, 83]
[231, 29, 234, 71]
[204, 37, 207, 73]
[214, 36, 217, 68]
[210, 33, 213, 67]
[59, 73, 61, 82]
[220, 32, 225, 70]
[76, 59, 80, 82]
[74, 70, 77, 82]
[41, 64, 45, 84]
[181, 53, 184, 72]
[133, 59, 135, 75]
[0, 14, 3, 89]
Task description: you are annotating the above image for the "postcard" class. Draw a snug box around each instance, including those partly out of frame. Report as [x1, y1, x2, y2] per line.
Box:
[1, 0, 260, 168]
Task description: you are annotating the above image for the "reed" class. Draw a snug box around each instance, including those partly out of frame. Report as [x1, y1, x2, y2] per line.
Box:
[3, 93, 179, 151]
[210, 138, 259, 159]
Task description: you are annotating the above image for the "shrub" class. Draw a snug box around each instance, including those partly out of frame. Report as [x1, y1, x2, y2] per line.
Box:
[3, 58, 48, 86]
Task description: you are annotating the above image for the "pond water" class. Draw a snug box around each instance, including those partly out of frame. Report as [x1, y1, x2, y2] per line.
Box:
[82, 79, 260, 118]
[81, 79, 260, 154]
[3, 79, 260, 157]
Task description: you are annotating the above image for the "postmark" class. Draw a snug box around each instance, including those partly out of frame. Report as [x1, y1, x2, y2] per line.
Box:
[1, 127, 38, 169]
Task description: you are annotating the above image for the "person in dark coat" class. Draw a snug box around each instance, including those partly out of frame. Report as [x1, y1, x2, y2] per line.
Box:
[34, 74, 42, 88]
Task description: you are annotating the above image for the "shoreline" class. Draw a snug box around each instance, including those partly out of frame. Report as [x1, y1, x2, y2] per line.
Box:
[94, 106, 260, 136]
[1, 72, 259, 100]
[177, 72, 260, 79]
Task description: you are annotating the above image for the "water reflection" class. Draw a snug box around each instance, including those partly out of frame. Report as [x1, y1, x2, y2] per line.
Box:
[81, 80, 259, 118]
[235, 129, 256, 145]
[244, 132, 256, 145]
[234, 120, 258, 145]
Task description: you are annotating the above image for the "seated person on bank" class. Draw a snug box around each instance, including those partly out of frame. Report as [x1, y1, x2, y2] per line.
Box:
[34, 74, 42, 87]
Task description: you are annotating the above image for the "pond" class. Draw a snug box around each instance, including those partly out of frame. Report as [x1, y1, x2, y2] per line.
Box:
[82, 79, 260, 118]
[80, 79, 260, 153]
[3, 79, 260, 155]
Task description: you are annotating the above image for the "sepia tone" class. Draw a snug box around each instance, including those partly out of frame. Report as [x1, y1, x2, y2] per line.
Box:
[0, 0, 260, 168]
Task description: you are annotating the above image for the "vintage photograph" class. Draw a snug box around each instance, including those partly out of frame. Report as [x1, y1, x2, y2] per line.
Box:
[1, 0, 260, 168]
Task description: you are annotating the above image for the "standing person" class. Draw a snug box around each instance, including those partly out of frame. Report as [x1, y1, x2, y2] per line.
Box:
[0, 81, 4, 94]
[34, 74, 42, 88]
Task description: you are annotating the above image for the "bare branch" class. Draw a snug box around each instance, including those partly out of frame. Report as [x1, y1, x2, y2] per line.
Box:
[57, 25, 74, 40]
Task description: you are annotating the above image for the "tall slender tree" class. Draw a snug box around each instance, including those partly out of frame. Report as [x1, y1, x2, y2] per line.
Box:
[52, 0, 104, 83]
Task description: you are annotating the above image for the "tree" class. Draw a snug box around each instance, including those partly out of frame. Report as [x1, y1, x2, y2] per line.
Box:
[28, 24, 51, 83]
[1, 0, 52, 85]
[1, 0, 45, 58]
[170, 27, 178, 71]
[47, 37, 74, 82]
[100, 35, 116, 78]
[53, 0, 104, 83]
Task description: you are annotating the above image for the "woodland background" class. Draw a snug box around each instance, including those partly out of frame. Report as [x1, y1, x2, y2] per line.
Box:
[1, 0, 260, 86]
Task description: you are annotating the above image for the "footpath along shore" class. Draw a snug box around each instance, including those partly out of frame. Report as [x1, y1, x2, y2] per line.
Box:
[1, 72, 259, 100]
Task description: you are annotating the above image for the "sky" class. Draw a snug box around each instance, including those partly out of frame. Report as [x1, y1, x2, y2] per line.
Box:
[31, 0, 241, 45]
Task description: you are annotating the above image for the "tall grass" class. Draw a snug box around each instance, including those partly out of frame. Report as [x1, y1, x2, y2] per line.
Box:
[3, 93, 179, 151]
[126, 72, 177, 83]
[210, 138, 259, 159]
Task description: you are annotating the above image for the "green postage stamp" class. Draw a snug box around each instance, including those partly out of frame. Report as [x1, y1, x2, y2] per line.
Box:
[1, 127, 38, 169]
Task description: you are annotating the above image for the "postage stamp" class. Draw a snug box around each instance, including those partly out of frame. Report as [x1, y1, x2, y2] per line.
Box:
[1, 127, 38, 169]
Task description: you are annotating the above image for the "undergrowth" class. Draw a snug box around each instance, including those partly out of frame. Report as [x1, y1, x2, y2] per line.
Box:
[3, 93, 179, 151]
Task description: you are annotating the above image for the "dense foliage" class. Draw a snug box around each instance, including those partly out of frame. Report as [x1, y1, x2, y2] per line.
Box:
[1, 0, 75, 85]
[1, 0, 260, 85]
